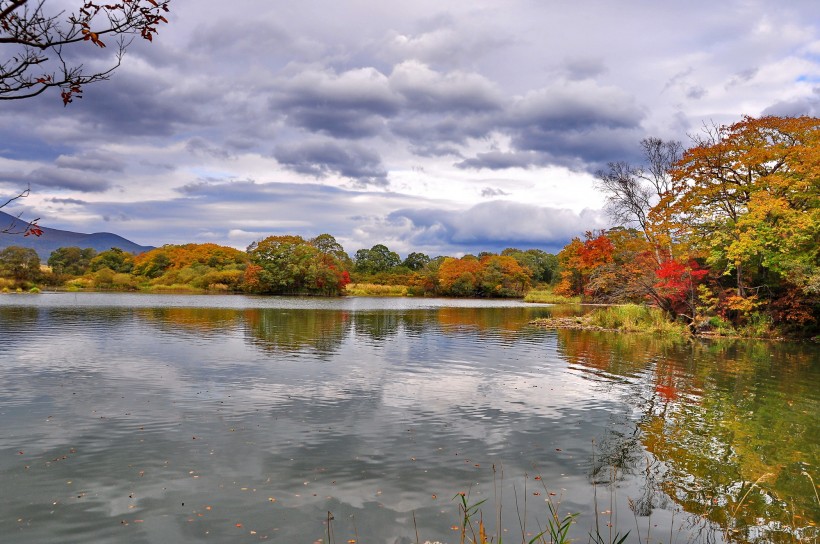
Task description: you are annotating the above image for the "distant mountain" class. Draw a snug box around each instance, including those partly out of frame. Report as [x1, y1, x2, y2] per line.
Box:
[0, 211, 155, 260]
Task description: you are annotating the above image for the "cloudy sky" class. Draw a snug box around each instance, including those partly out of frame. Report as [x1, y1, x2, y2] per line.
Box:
[2, 0, 819, 257]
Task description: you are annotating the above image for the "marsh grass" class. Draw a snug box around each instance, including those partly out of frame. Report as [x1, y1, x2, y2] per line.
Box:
[322, 467, 819, 544]
[523, 288, 580, 304]
[735, 312, 779, 339]
[588, 304, 687, 336]
[145, 283, 202, 293]
[446, 474, 630, 544]
[346, 283, 410, 296]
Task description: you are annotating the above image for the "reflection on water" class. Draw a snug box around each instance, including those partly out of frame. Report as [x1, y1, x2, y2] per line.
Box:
[0, 294, 817, 544]
[557, 329, 820, 543]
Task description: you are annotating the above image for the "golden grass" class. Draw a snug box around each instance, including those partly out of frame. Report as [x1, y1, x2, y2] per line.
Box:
[345, 283, 410, 296]
[524, 287, 581, 304]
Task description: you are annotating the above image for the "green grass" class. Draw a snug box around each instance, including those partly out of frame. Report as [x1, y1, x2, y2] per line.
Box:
[524, 287, 580, 304]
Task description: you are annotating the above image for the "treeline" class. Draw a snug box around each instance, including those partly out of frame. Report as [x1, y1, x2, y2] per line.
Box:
[2, 114, 815, 335]
[0, 236, 559, 298]
[554, 115, 819, 336]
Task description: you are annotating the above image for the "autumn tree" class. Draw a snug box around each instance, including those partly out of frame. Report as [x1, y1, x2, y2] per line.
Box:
[1, 0, 171, 104]
[437, 255, 482, 296]
[128, 244, 248, 290]
[437, 254, 531, 297]
[554, 231, 614, 297]
[477, 254, 531, 296]
[501, 248, 558, 283]
[652, 115, 819, 303]
[584, 227, 657, 303]
[247, 235, 350, 296]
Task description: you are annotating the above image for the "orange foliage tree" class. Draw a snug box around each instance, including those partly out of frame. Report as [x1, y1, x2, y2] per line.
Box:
[132, 243, 249, 290]
[438, 254, 531, 297]
[438, 255, 482, 296]
[554, 231, 614, 297]
[651, 115, 819, 329]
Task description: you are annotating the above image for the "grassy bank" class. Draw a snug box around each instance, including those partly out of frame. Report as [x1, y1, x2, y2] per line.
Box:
[531, 304, 690, 338]
[523, 287, 580, 304]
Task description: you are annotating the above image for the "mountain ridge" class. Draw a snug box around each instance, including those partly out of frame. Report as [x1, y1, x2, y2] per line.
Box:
[0, 211, 155, 260]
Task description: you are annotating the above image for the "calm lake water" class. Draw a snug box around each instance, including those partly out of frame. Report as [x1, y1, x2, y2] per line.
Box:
[1, 293, 818, 544]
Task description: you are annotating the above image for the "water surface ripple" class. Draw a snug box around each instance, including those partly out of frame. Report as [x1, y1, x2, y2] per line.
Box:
[0, 293, 817, 544]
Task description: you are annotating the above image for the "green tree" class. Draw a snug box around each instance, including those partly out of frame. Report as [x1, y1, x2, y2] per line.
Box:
[501, 248, 557, 283]
[402, 251, 430, 271]
[89, 247, 133, 273]
[47, 246, 96, 275]
[0, 245, 40, 280]
[247, 235, 350, 295]
[310, 233, 352, 268]
[354, 244, 401, 274]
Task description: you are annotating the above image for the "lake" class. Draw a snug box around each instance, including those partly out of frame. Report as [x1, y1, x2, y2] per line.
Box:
[1, 293, 818, 543]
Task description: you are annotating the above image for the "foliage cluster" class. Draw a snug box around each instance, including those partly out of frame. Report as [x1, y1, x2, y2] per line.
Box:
[0, 235, 560, 299]
[556, 115, 819, 337]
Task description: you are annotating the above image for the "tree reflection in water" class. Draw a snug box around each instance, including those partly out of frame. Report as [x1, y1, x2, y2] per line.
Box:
[559, 329, 819, 543]
[126, 305, 818, 542]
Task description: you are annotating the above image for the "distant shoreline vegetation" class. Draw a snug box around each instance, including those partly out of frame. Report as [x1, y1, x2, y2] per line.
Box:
[1, 115, 817, 338]
[0, 237, 554, 299]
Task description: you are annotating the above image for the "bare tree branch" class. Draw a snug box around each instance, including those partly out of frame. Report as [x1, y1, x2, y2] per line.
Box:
[1, 0, 171, 104]
[595, 138, 681, 259]
[0, 186, 42, 236]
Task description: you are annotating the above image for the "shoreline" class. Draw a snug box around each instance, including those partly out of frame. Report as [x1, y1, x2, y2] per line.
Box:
[528, 315, 806, 342]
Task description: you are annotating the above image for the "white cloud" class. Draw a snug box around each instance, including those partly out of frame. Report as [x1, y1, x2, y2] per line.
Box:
[1, 0, 817, 254]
